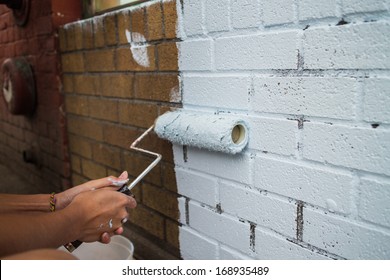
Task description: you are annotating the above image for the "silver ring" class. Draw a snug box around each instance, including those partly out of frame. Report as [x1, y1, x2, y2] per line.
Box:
[121, 218, 128, 224]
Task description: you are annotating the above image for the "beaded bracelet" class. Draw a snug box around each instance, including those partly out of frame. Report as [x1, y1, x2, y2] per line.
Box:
[49, 192, 56, 212]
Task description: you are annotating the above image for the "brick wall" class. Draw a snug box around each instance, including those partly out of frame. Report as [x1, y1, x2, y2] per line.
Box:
[0, 0, 80, 193]
[59, 0, 181, 259]
[176, 0, 390, 259]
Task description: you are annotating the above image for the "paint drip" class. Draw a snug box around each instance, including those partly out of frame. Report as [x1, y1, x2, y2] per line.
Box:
[154, 110, 249, 154]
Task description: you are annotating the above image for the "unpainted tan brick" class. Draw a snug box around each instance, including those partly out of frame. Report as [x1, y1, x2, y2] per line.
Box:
[82, 20, 94, 49]
[85, 50, 115, 72]
[146, 3, 163, 41]
[157, 42, 178, 71]
[117, 10, 131, 45]
[162, 162, 177, 192]
[116, 46, 156, 71]
[81, 159, 107, 179]
[93, 17, 105, 48]
[128, 205, 165, 240]
[104, 14, 117, 46]
[131, 7, 146, 42]
[99, 73, 134, 98]
[124, 152, 162, 186]
[61, 53, 85, 73]
[163, 0, 177, 39]
[73, 74, 99, 95]
[92, 143, 121, 170]
[165, 219, 179, 249]
[69, 135, 92, 158]
[67, 117, 103, 141]
[71, 155, 82, 173]
[143, 183, 179, 220]
[103, 124, 139, 149]
[65, 95, 89, 116]
[62, 75, 74, 93]
[65, 25, 76, 51]
[88, 98, 118, 122]
[118, 102, 158, 128]
[74, 23, 84, 50]
[134, 74, 179, 102]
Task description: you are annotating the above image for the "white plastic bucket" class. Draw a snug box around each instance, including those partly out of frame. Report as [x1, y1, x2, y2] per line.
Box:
[59, 235, 134, 260]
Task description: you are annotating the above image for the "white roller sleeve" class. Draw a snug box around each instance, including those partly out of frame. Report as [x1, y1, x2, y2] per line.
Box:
[154, 110, 249, 154]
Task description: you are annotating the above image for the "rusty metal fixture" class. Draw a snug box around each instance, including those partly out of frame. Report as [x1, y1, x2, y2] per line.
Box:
[0, 0, 30, 26]
[1, 57, 36, 116]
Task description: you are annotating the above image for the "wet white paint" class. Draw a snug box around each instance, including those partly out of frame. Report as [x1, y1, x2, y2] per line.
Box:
[154, 110, 249, 154]
[108, 177, 129, 187]
[108, 219, 113, 229]
[125, 29, 150, 67]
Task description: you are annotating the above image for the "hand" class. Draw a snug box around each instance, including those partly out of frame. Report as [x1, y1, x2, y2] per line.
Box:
[55, 171, 130, 210]
[67, 188, 137, 243]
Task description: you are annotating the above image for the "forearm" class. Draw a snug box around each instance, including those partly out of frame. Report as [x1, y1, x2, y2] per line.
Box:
[0, 194, 51, 213]
[0, 209, 79, 258]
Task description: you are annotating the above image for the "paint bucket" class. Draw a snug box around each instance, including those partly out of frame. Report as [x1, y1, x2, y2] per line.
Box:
[59, 235, 134, 260]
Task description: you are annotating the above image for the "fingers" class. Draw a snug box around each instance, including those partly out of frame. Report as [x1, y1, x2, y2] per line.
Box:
[82, 171, 130, 191]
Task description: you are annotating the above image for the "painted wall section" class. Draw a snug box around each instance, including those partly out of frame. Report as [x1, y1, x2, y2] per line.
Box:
[59, 0, 181, 259]
[175, 0, 390, 259]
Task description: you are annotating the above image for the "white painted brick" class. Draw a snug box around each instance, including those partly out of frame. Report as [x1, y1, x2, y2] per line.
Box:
[231, 0, 260, 29]
[219, 245, 254, 260]
[215, 31, 298, 70]
[179, 226, 218, 259]
[302, 122, 390, 176]
[254, 155, 354, 213]
[179, 39, 213, 71]
[255, 228, 330, 259]
[182, 0, 204, 36]
[252, 77, 358, 120]
[176, 168, 218, 206]
[304, 22, 390, 69]
[220, 182, 296, 237]
[304, 208, 390, 259]
[205, 0, 230, 32]
[182, 75, 250, 110]
[260, 0, 295, 26]
[177, 196, 187, 224]
[363, 78, 390, 124]
[189, 201, 252, 254]
[299, 0, 337, 21]
[248, 117, 297, 156]
[341, 0, 390, 14]
[359, 178, 390, 228]
[173, 145, 252, 185]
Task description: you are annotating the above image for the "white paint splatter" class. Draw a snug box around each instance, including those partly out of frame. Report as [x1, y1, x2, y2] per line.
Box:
[125, 29, 150, 67]
[108, 219, 113, 229]
[170, 85, 181, 103]
[108, 177, 129, 187]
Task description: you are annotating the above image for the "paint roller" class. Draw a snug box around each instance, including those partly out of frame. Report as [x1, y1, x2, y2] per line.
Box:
[154, 110, 249, 154]
[65, 110, 248, 252]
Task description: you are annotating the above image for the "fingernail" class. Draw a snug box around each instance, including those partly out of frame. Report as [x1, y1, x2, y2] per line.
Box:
[119, 171, 128, 179]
